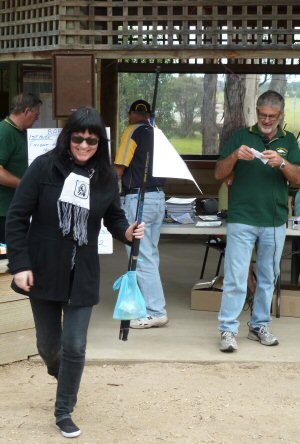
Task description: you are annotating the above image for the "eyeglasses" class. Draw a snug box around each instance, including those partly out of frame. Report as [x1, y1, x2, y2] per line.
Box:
[29, 108, 40, 116]
[257, 111, 281, 122]
[71, 135, 99, 146]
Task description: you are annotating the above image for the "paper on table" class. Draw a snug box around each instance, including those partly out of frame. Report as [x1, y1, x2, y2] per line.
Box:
[198, 215, 219, 221]
[196, 220, 222, 227]
[166, 197, 196, 205]
[169, 213, 195, 224]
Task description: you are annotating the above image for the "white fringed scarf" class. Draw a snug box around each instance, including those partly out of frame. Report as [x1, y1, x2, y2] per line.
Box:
[57, 172, 90, 246]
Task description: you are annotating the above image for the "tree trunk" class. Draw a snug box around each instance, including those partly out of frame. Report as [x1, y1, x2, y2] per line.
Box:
[243, 74, 259, 127]
[220, 74, 246, 148]
[201, 74, 218, 155]
[269, 74, 287, 97]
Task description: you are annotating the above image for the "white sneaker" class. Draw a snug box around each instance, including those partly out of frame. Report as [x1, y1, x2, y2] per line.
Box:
[130, 315, 168, 329]
[248, 325, 279, 346]
[220, 331, 238, 352]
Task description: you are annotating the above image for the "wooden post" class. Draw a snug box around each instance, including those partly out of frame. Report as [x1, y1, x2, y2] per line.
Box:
[8, 62, 18, 100]
[100, 59, 119, 158]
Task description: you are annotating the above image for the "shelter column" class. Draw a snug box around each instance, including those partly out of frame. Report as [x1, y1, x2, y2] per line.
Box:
[100, 59, 118, 158]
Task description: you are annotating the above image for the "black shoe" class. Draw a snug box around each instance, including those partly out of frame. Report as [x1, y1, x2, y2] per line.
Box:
[56, 417, 81, 438]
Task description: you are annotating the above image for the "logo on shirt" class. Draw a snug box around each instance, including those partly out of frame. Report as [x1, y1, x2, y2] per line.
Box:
[276, 147, 288, 157]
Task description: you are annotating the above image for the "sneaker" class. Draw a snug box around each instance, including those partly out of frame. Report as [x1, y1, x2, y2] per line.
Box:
[56, 418, 81, 438]
[220, 331, 238, 352]
[130, 315, 168, 329]
[248, 325, 279, 346]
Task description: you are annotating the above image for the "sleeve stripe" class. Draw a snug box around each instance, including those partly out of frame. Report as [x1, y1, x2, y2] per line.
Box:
[120, 124, 144, 165]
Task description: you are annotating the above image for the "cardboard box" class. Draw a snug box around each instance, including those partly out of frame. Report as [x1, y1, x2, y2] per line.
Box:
[191, 277, 300, 317]
[272, 285, 300, 318]
[191, 276, 223, 311]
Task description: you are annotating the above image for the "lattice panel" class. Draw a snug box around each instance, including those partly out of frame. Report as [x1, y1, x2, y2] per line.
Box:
[1, 1, 300, 60]
[0, 0, 60, 52]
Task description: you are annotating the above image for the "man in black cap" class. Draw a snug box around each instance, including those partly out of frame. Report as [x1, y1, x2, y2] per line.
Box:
[114, 99, 168, 328]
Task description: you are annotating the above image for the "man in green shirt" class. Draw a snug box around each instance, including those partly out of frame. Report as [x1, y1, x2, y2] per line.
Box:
[0, 92, 42, 246]
[215, 90, 300, 352]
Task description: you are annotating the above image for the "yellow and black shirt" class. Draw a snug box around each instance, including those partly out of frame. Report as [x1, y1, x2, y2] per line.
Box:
[115, 121, 165, 192]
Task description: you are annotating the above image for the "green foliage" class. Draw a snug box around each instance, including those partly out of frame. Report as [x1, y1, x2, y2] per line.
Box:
[170, 75, 204, 137]
[118, 72, 176, 138]
[118, 73, 300, 156]
[119, 73, 204, 140]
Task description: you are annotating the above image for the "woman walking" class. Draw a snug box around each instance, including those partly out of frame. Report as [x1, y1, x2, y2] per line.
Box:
[5, 107, 144, 438]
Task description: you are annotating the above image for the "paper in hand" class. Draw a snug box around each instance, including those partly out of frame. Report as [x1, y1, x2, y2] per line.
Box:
[250, 148, 269, 165]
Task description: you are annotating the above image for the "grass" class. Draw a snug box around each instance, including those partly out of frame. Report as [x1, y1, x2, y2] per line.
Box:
[170, 136, 203, 155]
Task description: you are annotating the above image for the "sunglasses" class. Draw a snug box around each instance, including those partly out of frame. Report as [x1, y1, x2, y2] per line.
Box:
[71, 135, 99, 146]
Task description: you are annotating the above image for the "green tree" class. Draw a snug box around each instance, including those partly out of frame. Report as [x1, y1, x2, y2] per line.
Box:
[118, 72, 175, 137]
[170, 75, 203, 137]
[201, 74, 219, 155]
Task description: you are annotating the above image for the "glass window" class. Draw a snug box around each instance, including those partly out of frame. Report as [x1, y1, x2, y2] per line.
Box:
[119, 72, 300, 158]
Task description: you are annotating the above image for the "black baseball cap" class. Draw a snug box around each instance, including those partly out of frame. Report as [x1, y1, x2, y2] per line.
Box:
[129, 100, 151, 115]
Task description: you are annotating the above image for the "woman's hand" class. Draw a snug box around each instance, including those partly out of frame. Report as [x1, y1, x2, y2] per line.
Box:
[14, 270, 34, 292]
[125, 221, 145, 242]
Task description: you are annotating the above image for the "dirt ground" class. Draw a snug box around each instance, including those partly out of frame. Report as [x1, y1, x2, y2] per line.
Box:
[0, 361, 300, 444]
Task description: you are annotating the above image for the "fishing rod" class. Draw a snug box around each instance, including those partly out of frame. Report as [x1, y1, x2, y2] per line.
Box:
[119, 66, 161, 341]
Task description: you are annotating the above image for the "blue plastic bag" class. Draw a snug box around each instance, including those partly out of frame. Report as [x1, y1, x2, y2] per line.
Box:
[113, 271, 147, 320]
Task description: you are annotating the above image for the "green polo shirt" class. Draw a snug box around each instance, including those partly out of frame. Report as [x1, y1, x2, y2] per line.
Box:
[220, 124, 300, 227]
[0, 118, 28, 216]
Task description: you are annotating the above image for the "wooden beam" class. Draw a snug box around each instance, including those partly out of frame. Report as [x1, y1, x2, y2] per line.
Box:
[1, 48, 300, 63]
[117, 63, 300, 74]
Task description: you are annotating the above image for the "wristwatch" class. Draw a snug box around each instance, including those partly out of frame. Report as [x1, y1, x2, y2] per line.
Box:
[279, 159, 286, 169]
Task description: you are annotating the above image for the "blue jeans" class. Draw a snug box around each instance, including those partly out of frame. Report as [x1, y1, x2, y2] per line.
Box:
[121, 190, 167, 317]
[30, 299, 93, 421]
[218, 223, 286, 334]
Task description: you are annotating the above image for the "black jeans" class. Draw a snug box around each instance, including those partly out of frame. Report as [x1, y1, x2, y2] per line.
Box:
[30, 298, 93, 421]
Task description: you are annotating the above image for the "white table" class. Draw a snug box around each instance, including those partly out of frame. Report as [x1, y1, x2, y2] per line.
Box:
[160, 222, 300, 237]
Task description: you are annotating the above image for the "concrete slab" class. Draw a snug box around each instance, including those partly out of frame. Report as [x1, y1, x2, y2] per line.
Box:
[86, 236, 300, 364]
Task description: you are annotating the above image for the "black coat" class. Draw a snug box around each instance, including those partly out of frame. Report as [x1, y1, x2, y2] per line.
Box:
[6, 153, 130, 306]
